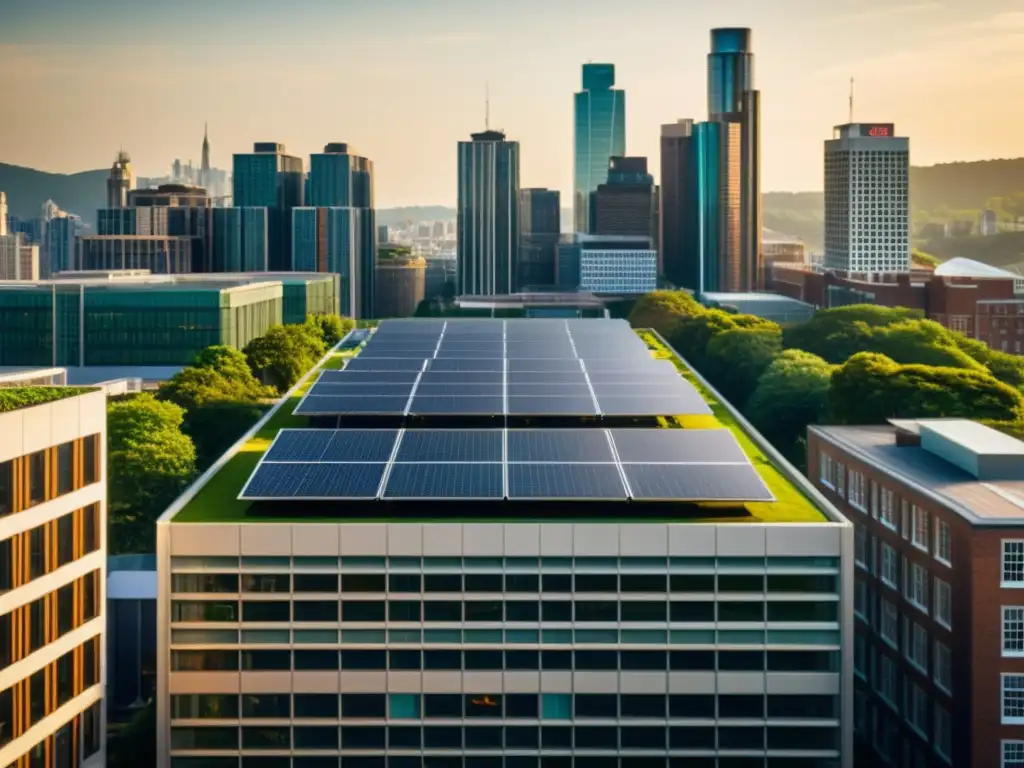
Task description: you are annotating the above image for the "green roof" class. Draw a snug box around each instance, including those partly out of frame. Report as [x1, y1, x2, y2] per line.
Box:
[0, 386, 98, 414]
[169, 331, 827, 525]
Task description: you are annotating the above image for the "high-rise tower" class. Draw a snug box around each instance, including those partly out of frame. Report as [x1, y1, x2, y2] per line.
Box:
[106, 150, 132, 209]
[457, 130, 520, 296]
[200, 123, 211, 189]
[573, 63, 625, 234]
[0, 191, 7, 236]
[232, 142, 304, 271]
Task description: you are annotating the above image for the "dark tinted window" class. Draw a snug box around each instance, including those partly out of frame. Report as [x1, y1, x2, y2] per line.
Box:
[340, 726, 385, 749]
[465, 725, 503, 748]
[342, 573, 385, 592]
[541, 650, 571, 670]
[389, 650, 421, 670]
[242, 574, 290, 593]
[57, 514, 74, 567]
[424, 573, 462, 592]
[28, 451, 45, 507]
[718, 574, 764, 592]
[57, 442, 74, 495]
[293, 573, 338, 592]
[294, 694, 338, 718]
[575, 651, 617, 670]
[423, 725, 462, 747]
[29, 528, 44, 579]
[466, 694, 502, 718]
[542, 573, 571, 592]
[424, 600, 462, 621]
[83, 504, 98, 553]
[505, 574, 539, 592]
[465, 574, 503, 592]
[242, 726, 291, 749]
[294, 651, 339, 670]
[575, 574, 617, 592]
[767, 601, 838, 622]
[83, 435, 97, 485]
[342, 694, 386, 718]
[172, 650, 239, 671]
[767, 574, 838, 593]
[465, 650, 503, 670]
[241, 651, 290, 671]
[342, 601, 385, 622]
[294, 601, 338, 622]
[388, 573, 421, 592]
[294, 726, 338, 749]
[424, 694, 463, 718]
[506, 693, 539, 718]
[670, 574, 714, 592]
[389, 600, 421, 621]
[670, 601, 714, 622]
[242, 694, 290, 718]
[717, 601, 765, 622]
[0, 460, 11, 517]
[242, 602, 289, 622]
[719, 695, 764, 718]
[719, 651, 765, 671]
[669, 651, 714, 671]
[424, 650, 461, 670]
[341, 650, 385, 670]
[542, 601, 571, 622]
[506, 650, 539, 670]
[621, 695, 665, 718]
[575, 726, 617, 749]
[465, 601, 502, 621]
[172, 574, 238, 593]
[621, 601, 666, 621]
[620, 574, 666, 592]
[574, 601, 617, 622]
[575, 694, 616, 718]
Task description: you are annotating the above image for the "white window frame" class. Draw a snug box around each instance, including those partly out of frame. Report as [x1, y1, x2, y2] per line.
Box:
[819, 451, 834, 489]
[1003, 740, 1024, 768]
[904, 619, 928, 675]
[879, 487, 897, 531]
[849, 469, 867, 511]
[855, 526, 868, 570]
[881, 543, 898, 589]
[934, 518, 951, 566]
[1004, 606, 1024, 657]
[934, 577, 951, 629]
[1003, 674, 1024, 725]
[836, 461, 846, 498]
[911, 505, 929, 553]
[907, 563, 929, 614]
[1004, 540, 1024, 587]
[904, 678, 929, 737]
[880, 599, 899, 649]
[878, 654, 899, 711]
[934, 640, 952, 695]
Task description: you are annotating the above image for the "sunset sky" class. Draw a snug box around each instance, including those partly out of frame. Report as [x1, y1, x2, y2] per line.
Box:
[1, 0, 1022, 207]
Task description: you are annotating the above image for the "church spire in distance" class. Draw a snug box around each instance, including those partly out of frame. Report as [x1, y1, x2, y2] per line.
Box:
[201, 122, 210, 175]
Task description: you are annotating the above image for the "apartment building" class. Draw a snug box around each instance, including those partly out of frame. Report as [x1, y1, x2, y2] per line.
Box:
[0, 387, 107, 768]
[809, 418, 1024, 768]
[157, 318, 853, 768]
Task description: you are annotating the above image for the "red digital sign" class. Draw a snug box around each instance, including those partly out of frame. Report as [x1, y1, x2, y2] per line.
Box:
[865, 124, 894, 138]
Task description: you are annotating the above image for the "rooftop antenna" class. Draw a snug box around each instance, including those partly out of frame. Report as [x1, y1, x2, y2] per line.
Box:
[485, 80, 490, 130]
[848, 77, 855, 123]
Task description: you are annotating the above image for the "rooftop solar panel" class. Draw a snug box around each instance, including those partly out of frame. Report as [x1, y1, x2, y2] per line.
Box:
[384, 462, 504, 499]
[320, 430, 400, 463]
[506, 395, 598, 416]
[264, 429, 335, 462]
[318, 370, 420, 384]
[609, 429, 747, 465]
[507, 463, 627, 500]
[506, 359, 583, 373]
[596, 394, 713, 417]
[506, 383, 593, 397]
[507, 429, 614, 463]
[427, 359, 505, 373]
[343, 357, 426, 372]
[623, 463, 773, 502]
[295, 463, 386, 499]
[419, 371, 504, 384]
[414, 383, 504, 398]
[506, 371, 589, 385]
[396, 430, 503, 463]
[309, 382, 414, 397]
[409, 395, 505, 415]
[295, 394, 410, 416]
[241, 462, 312, 498]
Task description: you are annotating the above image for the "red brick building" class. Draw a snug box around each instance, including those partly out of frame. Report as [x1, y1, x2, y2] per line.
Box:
[808, 418, 1024, 767]
[770, 257, 1024, 352]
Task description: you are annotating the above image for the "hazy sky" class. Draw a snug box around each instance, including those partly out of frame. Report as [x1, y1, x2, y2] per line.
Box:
[1, 0, 1022, 207]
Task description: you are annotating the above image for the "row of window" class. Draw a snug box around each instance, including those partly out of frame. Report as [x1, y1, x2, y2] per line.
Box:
[0, 434, 101, 518]
[171, 600, 838, 625]
[819, 450, 952, 566]
[3, 700, 102, 768]
[854, 531, 952, 627]
[0, 569, 101, 669]
[0, 635, 100, 748]
[171, 648, 839, 673]
[0, 503, 101, 593]
[170, 724, 839, 752]
[172, 572, 837, 595]
[171, 692, 839, 722]
[854, 690, 951, 766]
[170, 757, 840, 768]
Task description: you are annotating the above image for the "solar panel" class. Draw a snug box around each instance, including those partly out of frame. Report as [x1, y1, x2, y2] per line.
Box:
[427, 358, 505, 373]
[506, 371, 588, 384]
[505, 347, 576, 360]
[507, 429, 614, 463]
[241, 462, 312, 498]
[384, 463, 504, 499]
[343, 357, 426, 372]
[295, 463, 386, 498]
[295, 395, 410, 416]
[318, 370, 420, 384]
[623, 463, 773, 502]
[408, 395, 505, 415]
[321, 430, 400, 462]
[609, 429, 747, 464]
[419, 371, 504, 384]
[309, 382, 414, 397]
[396, 430, 503, 462]
[414, 384, 504, 398]
[264, 430, 335, 462]
[506, 383, 594, 397]
[507, 463, 627, 500]
[589, 383, 681, 397]
[506, 396, 598, 416]
[596, 394, 713, 417]
[507, 359, 582, 373]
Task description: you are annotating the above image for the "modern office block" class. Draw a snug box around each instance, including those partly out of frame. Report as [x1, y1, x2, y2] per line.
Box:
[824, 123, 910, 275]
[211, 208, 268, 272]
[457, 130, 520, 296]
[591, 157, 656, 240]
[557, 234, 656, 294]
[807, 418, 1024, 767]
[155, 317, 853, 768]
[518, 188, 560, 290]
[233, 143, 304, 271]
[574, 63, 626, 233]
[76, 236, 194, 274]
[0, 387, 107, 768]
[0, 233, 39, 280]
[660, 120, 696, 288]
[45, 216, 80, 276]
[107, 151, 132, 209]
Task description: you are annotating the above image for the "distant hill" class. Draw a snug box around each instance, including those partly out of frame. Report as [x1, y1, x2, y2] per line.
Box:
[377, 206, 455, 227]
[0, 163, 107, 228]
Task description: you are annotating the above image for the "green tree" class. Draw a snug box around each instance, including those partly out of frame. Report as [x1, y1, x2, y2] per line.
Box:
[829, 352, 1024, 425]
[704, 327, 782, 409]
[746, 350, 834, 466]
[670, 310, 774, 373]
[870, 320, 987, 371]
[627, 291, 703, 337]
[108, 395, 196, 553]
[305, 313, 355, 347]
[953, 335, 1024, 389]
[783, 304, 921, 362]
[184, 401, 267, 471]
[244, 324, 328, 393]
[159, 346, 272, 412]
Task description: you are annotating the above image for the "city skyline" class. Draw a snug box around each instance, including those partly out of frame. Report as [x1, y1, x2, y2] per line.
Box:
[2, 0, 1022, 207]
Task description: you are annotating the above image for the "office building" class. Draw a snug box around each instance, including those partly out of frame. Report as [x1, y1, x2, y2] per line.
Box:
[591, 157, 656, 240]
[0, 233, 39, 280]
[518, 188, 560, 289]
[77, 236, 194, 274]
[0, 387, 107, 768]
[808, 418, 1024, 767]
[107, 151, 132, 209]
[660, 119, 697, 289]
[45, 216, 81, 276]
[574, 63, 626, 233]
[457, 130, 520, 296]
[0, 272, 338, 368]
[299, 143, 378, 319]
[212, 208, 268, 272]
[557, 233, 657, 294]
[824, 123, 910, 275]
[378, 224, 390, 245]
[425, 254, 456, 299]
[233, 143, 304, 271]
[155, 317, 852, 768]
[0, 192, 6, 236]
[375, 246, 426, 318]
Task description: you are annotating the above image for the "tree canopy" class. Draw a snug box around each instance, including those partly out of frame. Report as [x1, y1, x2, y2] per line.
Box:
[305, 313, 355, 348]
[829, 352, 1024, 425]
[627, 291, 703, 337]
[703, 327, 782, 409]
[244, 323, 328, 393]
[782, 304, 922, 362]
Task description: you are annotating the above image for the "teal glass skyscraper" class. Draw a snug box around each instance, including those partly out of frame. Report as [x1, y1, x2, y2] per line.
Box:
[232, 143, 303, 271]
[574, 63, 625, 234]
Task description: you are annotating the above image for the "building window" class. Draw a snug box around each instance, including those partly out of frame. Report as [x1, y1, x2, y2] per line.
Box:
[1004, 741, 1024, 768]
[855, 580, 867, 621]
[904, 679, 929, 737]
[880, 488, 897, 530]
[935, 519, 951, 566]
[28, 450, 45, 507]
[1005, 541, 1024, 585]
[836, 461, 846, 497]
[849, 470, 867, 511]
[911, 506, 929, 552]
[881, 543, 898, 588]
[84, 435, 98, 485]
[1004, 607, 1024, 656]
[1003, 674, 1024, 724]
[907, 563, 929, 614]
[855, 527, 868, 570]
[854, 634, 867, 680]
[880, 599, 899, 648]
[819, 451, 834, 489]
[904, 619, 928, 674]
[0, 460, 11, 518]
[901, 501, 911, 539]
[934, 641, 952, 694]
[934, 578, 951, 628]
[57, 441, 74, 495]
[935, 705, 952, 764]
[878, 655, 899, 709]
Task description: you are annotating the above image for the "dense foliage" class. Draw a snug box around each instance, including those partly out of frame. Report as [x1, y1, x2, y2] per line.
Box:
[305, 313, 355, 347]
[0, 387, 93, 413]
[244, 323, 328, 393]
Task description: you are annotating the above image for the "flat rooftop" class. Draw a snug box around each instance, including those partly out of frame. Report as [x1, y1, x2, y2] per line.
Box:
[813, 421, 1024, 524]
[166, 320, 830, 525]
[0, 386, 97, 414]
[3, 271, 334, 290]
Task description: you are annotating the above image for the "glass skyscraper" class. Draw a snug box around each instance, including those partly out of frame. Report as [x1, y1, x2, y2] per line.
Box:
[212, 207, 268, 272]
[518, 188, 560, 290]
[573, 63, 625, 234]
[457, 130, 520, 296]
[232, 143, 304, 271]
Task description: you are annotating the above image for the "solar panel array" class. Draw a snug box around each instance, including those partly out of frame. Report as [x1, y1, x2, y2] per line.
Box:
[240, 428, 773, 503]
[295, 319, 712, 418]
